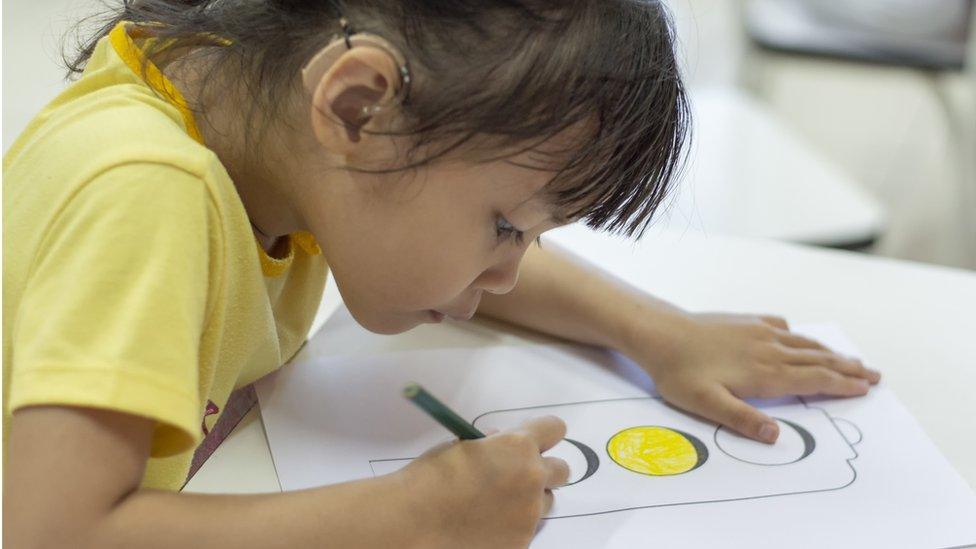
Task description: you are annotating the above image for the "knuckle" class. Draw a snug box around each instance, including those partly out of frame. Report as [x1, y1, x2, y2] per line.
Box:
[755, 378, 780, 399]
[818, 368, 842, 386]
[755, 324, 777, 340]
[829, 355, 851, 371]
[688, 384, 713, 404]
[845, 378, 867, 394]
[768, 343, 793, 361]
[553, 458, 571, 485]
[541, 490, 554, 514]
[525, 463, 548, 488]
[767, 361, 789, 376]
[812, 366, 832, 380]
[520, 494, 547, 527]
[731, 408, 756, 431]
[762, 315, 788, 329]
[749, 374, 773, 396]
[505, 431, 532, 450]
[539, 415, 567, 439]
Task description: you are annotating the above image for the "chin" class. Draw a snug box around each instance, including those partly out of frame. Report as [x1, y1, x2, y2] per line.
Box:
[345, 304, 422, 335]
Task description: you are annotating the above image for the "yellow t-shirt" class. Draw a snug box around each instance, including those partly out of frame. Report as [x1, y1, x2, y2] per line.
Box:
[2, 22, 328, 490]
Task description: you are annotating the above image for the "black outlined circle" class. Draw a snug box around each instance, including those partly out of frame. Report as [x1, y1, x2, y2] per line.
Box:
[714, 418, 816, 466]
[560, 438, 600, 486]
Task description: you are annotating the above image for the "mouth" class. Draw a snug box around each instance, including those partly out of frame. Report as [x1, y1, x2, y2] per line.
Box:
[430, 307, 477, 322]
[428, 292, 482, 323]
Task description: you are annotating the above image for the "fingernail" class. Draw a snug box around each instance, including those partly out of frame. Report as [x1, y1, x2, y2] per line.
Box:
[867, 368, 881, 380]
[759, 423, 778, 443]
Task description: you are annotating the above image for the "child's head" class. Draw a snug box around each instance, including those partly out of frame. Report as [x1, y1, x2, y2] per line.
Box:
[69, 0, 689, 334]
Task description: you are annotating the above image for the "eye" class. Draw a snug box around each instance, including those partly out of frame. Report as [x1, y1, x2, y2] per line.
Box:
[495, 215, 526, 246]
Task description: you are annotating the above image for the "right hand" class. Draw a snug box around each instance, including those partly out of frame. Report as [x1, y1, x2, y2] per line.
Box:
[396, 415, 570, 549]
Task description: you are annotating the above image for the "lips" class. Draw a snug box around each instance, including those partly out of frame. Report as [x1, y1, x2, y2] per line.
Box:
[433, 307, 477, 321]
[431, 293, 481, 322]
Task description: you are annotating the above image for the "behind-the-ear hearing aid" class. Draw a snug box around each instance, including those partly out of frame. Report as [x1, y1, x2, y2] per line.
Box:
[301, 17, 412, 121]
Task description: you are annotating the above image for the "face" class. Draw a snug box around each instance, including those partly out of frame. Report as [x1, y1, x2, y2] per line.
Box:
[282, 38, 582, 334]
[301, 151, 569, 334]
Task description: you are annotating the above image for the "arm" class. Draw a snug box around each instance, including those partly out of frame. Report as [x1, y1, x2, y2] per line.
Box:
[476, 240, 686, 357]
[477, 242, 881, 443]
[3, 405, 569, 549]
[3, 406, 425, 549]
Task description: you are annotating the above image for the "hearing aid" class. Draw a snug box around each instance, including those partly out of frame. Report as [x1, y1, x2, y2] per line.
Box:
[301, 17, 412, 121]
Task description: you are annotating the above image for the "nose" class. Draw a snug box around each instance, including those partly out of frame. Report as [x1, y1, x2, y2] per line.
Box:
[474, 255, 521, 295]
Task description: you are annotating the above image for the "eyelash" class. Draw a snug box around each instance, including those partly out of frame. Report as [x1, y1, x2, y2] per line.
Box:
[495, 217, 545, 248]
[495, 216, 526, 246]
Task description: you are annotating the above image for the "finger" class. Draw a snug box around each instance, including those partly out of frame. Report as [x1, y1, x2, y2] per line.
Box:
[760, 315, 789, 330]
[778, 366, 870, 397]
[518, 415, 567, 453]
[481, 427, 501, 437]
[541, 489, 554, 517]
[779, 348, 881, 383]
[542, 456, 571, 489]
[697, 387, 779, 444]
[776, 331, 829, 351]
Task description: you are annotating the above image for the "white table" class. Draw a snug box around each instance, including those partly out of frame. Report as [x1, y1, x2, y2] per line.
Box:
[184, 225, 976, 494]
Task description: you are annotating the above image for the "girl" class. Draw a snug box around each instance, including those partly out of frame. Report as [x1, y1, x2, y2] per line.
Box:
[3, 1, 880, 547]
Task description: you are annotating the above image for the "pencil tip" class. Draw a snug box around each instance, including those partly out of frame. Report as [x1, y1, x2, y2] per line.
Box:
[403, 382, 420, 398]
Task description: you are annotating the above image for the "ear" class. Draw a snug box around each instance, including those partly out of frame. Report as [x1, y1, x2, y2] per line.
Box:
[308, 44, 400, 155]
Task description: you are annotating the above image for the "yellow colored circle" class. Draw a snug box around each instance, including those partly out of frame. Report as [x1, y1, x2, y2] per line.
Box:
[607, 426, 702, 476]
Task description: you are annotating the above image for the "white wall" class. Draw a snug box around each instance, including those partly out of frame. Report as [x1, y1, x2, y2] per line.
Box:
[2, 0, 108, 150]
[667, 0, 976, 268]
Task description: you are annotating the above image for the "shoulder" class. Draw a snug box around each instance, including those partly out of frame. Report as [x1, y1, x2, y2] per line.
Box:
[15, 81, 216, 180]
[4, 85, 234, 233]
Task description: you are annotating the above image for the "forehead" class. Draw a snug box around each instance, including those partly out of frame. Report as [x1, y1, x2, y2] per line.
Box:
[493, 121, 595, 217]
[482, 159, 570, 224]
[506, 119, 594, 167]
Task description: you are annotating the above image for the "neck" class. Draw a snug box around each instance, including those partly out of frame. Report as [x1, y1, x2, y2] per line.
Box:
[165, 52, 318, 242]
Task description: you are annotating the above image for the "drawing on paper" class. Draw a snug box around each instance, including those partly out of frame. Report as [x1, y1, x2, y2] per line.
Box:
[368, 395, 862, 520]
[605, 425, 709, 476]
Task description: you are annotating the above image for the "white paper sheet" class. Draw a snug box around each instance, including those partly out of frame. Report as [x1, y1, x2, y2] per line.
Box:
[256, 325, 976, 548]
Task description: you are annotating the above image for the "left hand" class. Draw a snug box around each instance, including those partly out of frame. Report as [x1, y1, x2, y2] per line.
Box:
[627, 312, 881, 444]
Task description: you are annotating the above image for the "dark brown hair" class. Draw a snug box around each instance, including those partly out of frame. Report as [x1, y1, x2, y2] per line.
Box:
[66, 0, 691, 236]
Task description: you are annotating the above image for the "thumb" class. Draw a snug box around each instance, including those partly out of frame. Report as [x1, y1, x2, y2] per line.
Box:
[698, 386, 779, 444]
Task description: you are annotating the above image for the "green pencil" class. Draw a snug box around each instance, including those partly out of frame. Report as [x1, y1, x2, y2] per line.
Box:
[403, 382, 485, 440]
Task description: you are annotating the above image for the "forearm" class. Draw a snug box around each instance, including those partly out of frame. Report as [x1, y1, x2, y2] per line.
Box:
[88, 474, 424, 549]
[5, 406, 430, 549]
[477, 241, 692, 359]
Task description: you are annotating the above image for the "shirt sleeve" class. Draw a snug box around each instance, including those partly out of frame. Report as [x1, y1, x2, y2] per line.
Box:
[8, 161, 218, 457]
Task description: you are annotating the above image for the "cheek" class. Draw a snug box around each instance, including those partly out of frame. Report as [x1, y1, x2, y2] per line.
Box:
[317, 204, 486, 313]
[385, 228, 485, 308]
